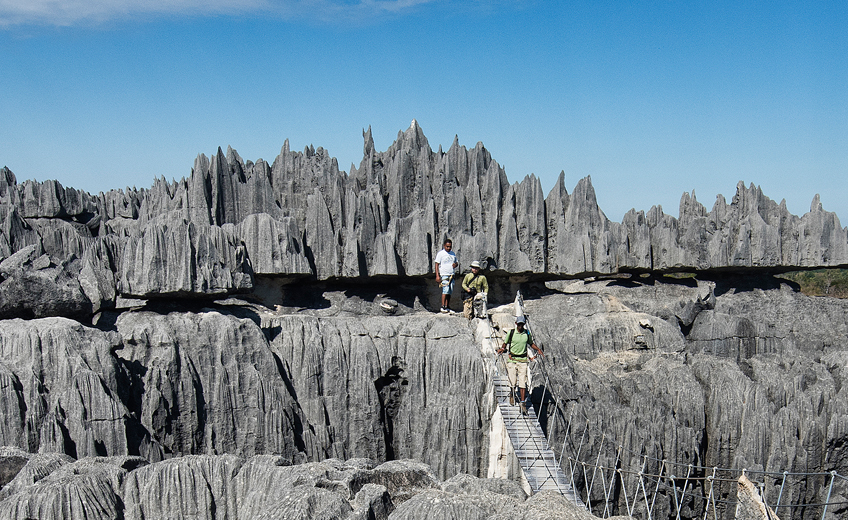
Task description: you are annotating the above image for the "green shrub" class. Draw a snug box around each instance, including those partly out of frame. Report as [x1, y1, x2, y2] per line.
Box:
[779, 269, 848, 298]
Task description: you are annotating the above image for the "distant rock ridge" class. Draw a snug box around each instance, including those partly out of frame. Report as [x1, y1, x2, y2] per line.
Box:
[1, 121, 846, 316]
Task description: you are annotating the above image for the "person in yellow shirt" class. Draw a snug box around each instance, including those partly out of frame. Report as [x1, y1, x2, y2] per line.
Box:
[461, 260, 488, 319]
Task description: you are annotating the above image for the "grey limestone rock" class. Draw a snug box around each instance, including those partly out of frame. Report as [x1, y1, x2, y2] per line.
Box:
[0, 454, 28, 493]
[117, 217, 253, 297]
[123, 454, 242, 520]
[519, 490, 598, 520]
[236, 213, 311, 275]
[253, 486, 354, 520]
[0, 456, 137, 520]
[387, 477, 592, 520]
[0, 275, 844, 518]
[387, 489, 495, 520]
[0, 261, 93, 320]
[0, 452, 73, 501]
[0, 452, 595, 520]
[261, 313, 489, 480]
[0, 317, 147, 458]
[234, 458, 430, 520]
[0, 209, 40, 265]
[351, 460, 441, 503]
[522, 277, 848, 518]
[114, 309, 303, 460]
[3, 123, 848, 308]
[350, 483, 393, 520]
[78, 237, 119, 314]
[441, 472, 527, 502]
[0, 229, 117, 318]
[16, 179, 98, 220]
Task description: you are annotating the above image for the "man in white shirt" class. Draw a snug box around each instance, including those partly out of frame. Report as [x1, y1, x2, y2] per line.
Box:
[434, 239, 458, 313]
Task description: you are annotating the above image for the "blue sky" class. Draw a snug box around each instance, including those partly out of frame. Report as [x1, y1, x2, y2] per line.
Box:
[1, 1, 846, 223]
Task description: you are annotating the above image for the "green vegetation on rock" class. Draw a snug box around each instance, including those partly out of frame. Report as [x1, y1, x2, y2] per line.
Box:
[779, 268, 848, 298]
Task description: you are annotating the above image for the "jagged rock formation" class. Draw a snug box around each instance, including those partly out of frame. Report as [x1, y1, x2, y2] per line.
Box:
[2, 122, 847, 317]
[0, 453, 601, 520]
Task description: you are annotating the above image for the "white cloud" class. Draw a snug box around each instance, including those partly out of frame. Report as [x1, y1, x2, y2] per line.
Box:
[0, 0, 441, 27]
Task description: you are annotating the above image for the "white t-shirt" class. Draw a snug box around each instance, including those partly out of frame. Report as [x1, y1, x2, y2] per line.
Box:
[435, 249, 457, 277]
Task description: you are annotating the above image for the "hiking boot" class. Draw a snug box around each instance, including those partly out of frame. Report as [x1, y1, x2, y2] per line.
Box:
[520, 402, 527, 415]
[440, 307, 449, 314]
[509, 393, 514, 406]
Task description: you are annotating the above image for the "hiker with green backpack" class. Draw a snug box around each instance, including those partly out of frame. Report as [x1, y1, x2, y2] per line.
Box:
[497, 316, 544, 414]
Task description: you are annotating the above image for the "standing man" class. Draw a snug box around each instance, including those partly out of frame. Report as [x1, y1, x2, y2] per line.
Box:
[497, 316, 544, 414]
[434, 239, 458, 313]
[462, 260, 489, 319]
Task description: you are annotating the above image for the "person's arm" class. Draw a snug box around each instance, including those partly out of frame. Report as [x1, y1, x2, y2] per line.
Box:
[461, 274, 471, 292]
[530, 342, 544, 358]
[481, 276, 489, 293]
[498, 329, 511, 354]
[435, 262, 441, 282]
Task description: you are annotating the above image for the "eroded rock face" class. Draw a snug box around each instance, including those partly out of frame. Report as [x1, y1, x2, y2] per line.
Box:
[3, 123, 847, 315]
[527, 277, 848, 519]
[0, 317, 148, 458]
[0, 454, 591, 520]
[0, 304, 492, 480]
[0, 455, 145, 520]
[260, 314, 489, 479]
[114, 310, 305, 461]
[0, 276, 843, 518]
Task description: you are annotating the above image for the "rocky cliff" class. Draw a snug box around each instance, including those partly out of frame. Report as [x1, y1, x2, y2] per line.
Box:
[1, 124, 847, 519]
[0, 278, 845, 518]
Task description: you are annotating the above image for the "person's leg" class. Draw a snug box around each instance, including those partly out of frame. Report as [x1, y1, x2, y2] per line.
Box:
[440, 281, 449, 311]
[506, 362, 518, 405]
[517, 363, 528, 413]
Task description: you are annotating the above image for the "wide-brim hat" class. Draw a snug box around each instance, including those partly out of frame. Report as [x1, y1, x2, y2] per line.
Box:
[470, 260, 482, 268]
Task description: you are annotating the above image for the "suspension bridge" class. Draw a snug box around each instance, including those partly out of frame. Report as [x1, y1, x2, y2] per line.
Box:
[480, 291, 847, 520]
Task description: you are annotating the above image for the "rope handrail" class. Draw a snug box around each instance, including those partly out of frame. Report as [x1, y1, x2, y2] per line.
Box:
[628, 466, 848, 510]
[555, 455, 848, 513]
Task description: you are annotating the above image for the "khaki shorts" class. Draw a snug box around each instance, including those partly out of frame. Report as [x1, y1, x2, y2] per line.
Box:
[506, 360, 528, 389]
